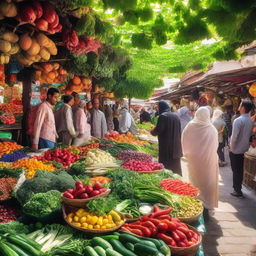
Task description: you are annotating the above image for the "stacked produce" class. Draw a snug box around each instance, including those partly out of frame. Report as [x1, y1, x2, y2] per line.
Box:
[0, 204, 18, 223]
[85, 149, 117, 166]
[67, 145, 81, 155]
[0, 31, 19, 64]
[0, 114, 16, 124]
[35, 148, 80, 167]
[0, 151, 27, 162]
[117, 150, 153, 163]
[79, 142, 100, 152]
[0, 103, 23, 114]
[66, 208, 124, 230]
[0, 162, 11, 169]
[90, 176, 112, 185]
[11, 158, 56, 178]
[106, 131, 147, 145]
[0, 142, 23, 157]
[160, 179, 200, 197]
[65, 75, 92, 94]
[63, 180, 108, 199]
[122, 160, 164, 172]
[34, 63, 68, 84]
[121, 205, 200, 248]
[0, 177, 18, 201]
[18, 1, 62, 34]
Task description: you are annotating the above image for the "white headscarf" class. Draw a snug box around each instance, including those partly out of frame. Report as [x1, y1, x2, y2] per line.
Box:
[212, 109, 223, 122]
[191, 107, 212, 127]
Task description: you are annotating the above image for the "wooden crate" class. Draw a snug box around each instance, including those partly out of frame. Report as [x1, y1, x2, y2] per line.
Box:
[243, 170, 256, 191]
[244, 153, 256, 175]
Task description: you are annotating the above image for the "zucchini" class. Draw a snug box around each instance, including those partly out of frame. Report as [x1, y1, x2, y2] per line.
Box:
[94, 246, 106, 256]
[91, 237, 113, 250]
[105, 248, 123, 256]
[109, 239, 137, 256]
[134, 243, 159, 256]
[158, 240, 170, 255]
[140, 237, 162, 249]
[15, 234, 42, 250]
[119, 233, 141, 244]
[3, 241, 30, 256]
[137, 240, 157, 248]
[0, 241, 19, 256]
[6, 236, 40, 256]
[125, 242, 135, 251]
[85, 246, 99, 256]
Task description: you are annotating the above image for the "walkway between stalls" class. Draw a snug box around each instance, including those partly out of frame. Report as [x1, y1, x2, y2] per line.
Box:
[202, 154, 256, 256]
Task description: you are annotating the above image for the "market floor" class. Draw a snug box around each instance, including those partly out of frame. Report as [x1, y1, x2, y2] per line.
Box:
[202, 152, 256, 256]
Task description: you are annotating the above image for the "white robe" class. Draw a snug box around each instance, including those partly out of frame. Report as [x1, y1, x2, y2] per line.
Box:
[91, 109, 107, 138]
[182, 107, 219, 209]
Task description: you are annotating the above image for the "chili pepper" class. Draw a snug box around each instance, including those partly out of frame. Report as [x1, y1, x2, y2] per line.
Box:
[176, 230, 187, 240]
[156, 233, 176, 247]
[171, 231, 181, 242]
[160, 219, 177, 230]
[177, 241, 187, 247]
[141, 221, 157, 235]
[127, 224, 152, 237]
[121, 227, 144, 236]
[157, 214, 172, 220]
[157, 222, 169, 231]
[177, 226, 191, 237]
[150, 208, 172, 218]
[171, 217, 181, 223]
[153, 204, 161, 212]
[146, 218, 162, 226]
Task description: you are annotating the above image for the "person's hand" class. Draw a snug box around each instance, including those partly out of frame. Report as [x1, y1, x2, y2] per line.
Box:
[77, 133, 83, 138]
[228, 145, 231, 152]
[32, 144, 38, 150]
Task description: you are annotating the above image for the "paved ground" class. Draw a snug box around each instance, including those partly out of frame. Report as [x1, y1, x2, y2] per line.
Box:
[202, 152, 256, 256]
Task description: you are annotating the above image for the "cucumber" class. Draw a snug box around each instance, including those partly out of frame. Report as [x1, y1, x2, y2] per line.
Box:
[15, 234, 42, 250]
[6, 236, 40, 256]
[119, 233, 141, 244]
[109, 239, 137, 256]
[140, 237, 162, 249]
[85, 246, 100, 256]
[0, 241, 19, 256]
[105, 248, 123, 256]
[91, 237, 113, 250]
[125, 242, 135, 251]
[3, 241, 30, 256]
[94, 246, 106, 256]
[137, 240, 157, 248]
[158, 240, 170, 255]
[134, 243, 159, 256]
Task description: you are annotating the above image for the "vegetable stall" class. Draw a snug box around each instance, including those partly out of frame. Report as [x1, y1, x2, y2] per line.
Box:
[0, 134, 206, 256]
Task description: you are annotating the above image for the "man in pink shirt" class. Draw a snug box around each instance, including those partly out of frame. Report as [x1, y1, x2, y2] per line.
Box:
[32, 88, 59, 150]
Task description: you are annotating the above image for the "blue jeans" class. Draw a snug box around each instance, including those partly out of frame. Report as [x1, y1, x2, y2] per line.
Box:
[39, 138, 55, 149]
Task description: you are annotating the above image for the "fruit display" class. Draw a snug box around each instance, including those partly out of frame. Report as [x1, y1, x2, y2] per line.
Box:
[160, 179, 200, 197]
[17, 1, 62, 34]
[34, 63, 68, 84]
[63, 180, 108, 200]
[35, 148, 80, 167]
[106, 131, 147, 145]
[0, 1, 17, 19]
[11, 158, 56, 179]
[122, 160, 164, 172]
[121, 205, 201, 248]
[117, 150, 153, 163]
[0, 142, 23, 157]
[65, 208, 124, 231]
[0, 114, 16, 125]
[17, 33, 57, 66]
[65, 75, 92, 94]
[0, 103, 23, 114]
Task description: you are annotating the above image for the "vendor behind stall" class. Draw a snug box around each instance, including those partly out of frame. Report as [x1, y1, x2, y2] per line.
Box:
[32, 88, 59, 150]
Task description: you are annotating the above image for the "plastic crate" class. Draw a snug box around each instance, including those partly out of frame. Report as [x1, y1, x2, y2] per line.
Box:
[0, 131, 12, 139]
[243, 170, 256, 191]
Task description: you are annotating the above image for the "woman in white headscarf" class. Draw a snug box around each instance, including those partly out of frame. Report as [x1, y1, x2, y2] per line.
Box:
[212, 109, 226, 166]
[177, 106, 192, 132]
[182, 107, 219, 210]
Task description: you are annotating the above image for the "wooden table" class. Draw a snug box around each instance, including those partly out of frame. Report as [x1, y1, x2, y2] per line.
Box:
[0, 123, 22, 144]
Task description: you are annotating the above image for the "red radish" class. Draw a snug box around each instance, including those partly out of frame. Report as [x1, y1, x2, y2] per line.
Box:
[90, 190, 100, 197]
[80, 193, 89, 199]
[63, 192, 74, 199]
[85, 185, 93, 194]
[99, 188, 107, 193]
[93, 182, 102, 190]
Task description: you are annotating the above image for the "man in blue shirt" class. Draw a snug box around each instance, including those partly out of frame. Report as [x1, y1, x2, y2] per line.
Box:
[229, 100, 254, 198]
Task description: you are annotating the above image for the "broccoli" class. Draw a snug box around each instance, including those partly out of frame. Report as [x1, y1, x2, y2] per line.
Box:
[23, 190, 61, 219]
[0, 221, 29, 235]
[16, 171, 75, 205]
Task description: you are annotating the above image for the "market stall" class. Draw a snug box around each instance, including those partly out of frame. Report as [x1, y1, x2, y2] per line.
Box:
[0, 134, 206, 256]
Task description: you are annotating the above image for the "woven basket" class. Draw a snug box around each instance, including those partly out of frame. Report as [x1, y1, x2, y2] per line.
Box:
[178, 207, 203, 224]
[62, 205, 126, 234]
[168, 225, 202, 256]
[61, 189, 111, 208]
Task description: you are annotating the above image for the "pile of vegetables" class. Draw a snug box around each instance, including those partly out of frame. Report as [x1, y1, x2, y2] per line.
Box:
[0, 142, 23, 157]
[0, 204, 18, 223]
[83, 232, 170, 256]
[0, 151, 27, 162]
[0, 113, 16, 125]
[0, 177, 18, 201]
[66, 208, 123, 231]
[0, 232, 42, 256]
[11, 158, 56, 179]
[63, 180, 108, 199]
[35, 148, 80, 167]
[160, 179, 200, 197]
[117, 150, 153, 163]
[105, 131, 147, 145]
[122, 160, 164, 172]
[121, 205, 200, 248]
[85, 149, 116, 166]
[0, 103, 23, 115]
